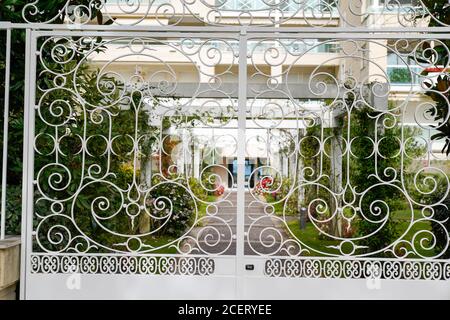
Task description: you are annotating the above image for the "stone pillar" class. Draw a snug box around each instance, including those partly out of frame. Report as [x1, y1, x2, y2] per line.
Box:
[140, 154, 153, 188]
[194, 145, 201, 179]
[329, 110, 344, 237]
[138, 155, 153, 234]
[199, 65, 215, 83]
[145, 157, 152, 186]
[0, 237, 20, 300]
[296, 128, 306, 209]
[338, 0, 368, 27]
[271, 65, 283, 85]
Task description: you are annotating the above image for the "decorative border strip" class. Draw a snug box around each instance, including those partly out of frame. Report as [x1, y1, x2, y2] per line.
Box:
[30, 254, 215, 276]
[30, 255, 450, 280]
[265, 258, 450, 281]
[20, 0, 450, 28]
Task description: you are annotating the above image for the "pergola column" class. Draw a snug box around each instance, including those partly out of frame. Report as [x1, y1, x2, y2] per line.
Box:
[330, 110, 343, 237]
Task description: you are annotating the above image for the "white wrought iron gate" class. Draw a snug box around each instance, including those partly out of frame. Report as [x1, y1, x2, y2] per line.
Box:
[10, 1, 450, 300]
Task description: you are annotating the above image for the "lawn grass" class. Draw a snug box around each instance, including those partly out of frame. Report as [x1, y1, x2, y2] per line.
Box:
[142, 235, 179, 254]
[264, 194, 291, 216]
[286, 220, 340, 256]
[278, 203, 434, 258]
[392, 209, 422, 220]
[395, 219, 434, 257]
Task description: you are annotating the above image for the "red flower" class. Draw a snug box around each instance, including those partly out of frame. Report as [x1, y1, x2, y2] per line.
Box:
[260, 177, 273, 189]
[215, 184, 225, 196]
[253, 177, 274, 196]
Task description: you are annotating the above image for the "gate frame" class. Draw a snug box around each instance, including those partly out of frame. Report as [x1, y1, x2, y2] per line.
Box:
[1, 21, 448, 299]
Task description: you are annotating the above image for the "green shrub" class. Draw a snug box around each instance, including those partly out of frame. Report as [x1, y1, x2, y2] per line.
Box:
[188, 177, 209, 201]
[431, 198, 450, 259]
[149, 176, 195, 237]
[264, 176, 298, 216]
[4, 185, 22, 235]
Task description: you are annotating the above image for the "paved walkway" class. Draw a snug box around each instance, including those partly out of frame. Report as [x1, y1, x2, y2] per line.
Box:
[186, 191, 298, 255]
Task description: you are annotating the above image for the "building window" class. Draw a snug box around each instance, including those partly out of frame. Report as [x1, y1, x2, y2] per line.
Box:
[106, 0, 166, 5]
[221, 0, 270, 10]
[220, 0, 337, 13]
[387, 52, 421, 85]
[370, 0, 421, 7]
[368, 0, 422, 13]
[381, 0, 421, 5]
[281, 0, 337, 13]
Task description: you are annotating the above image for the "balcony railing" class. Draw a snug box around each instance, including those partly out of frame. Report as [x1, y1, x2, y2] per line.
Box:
[367, 0, 423, 13]
[219, 0, 337, 13]
[280, 0, 337, 13]
[210, 40, 339, 54]
[105, 0, 166, 4]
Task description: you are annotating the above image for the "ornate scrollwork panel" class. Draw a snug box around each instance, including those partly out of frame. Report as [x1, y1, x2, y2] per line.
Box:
[246, 36, 450, 268]
[31, 32, 240, 274]
[22, 0, 450, 27]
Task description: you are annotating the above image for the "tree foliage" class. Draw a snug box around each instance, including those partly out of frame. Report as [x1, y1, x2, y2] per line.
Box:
[417, 0, 450, 259]
[416, 1, 450, 154]
[0, 1, 131, 238]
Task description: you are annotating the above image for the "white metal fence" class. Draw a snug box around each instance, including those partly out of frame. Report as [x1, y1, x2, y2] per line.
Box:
[0, 0, 450, 299]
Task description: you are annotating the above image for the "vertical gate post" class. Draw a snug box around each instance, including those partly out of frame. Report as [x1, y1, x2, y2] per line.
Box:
[0, 28, 11, 240]
[236, 27, 247, 299]
[0, 26, 19, 291]
[19, 29, 35, 300]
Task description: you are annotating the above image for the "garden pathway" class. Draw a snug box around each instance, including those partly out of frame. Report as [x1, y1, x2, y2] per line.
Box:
[185, 191, 298, 255]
